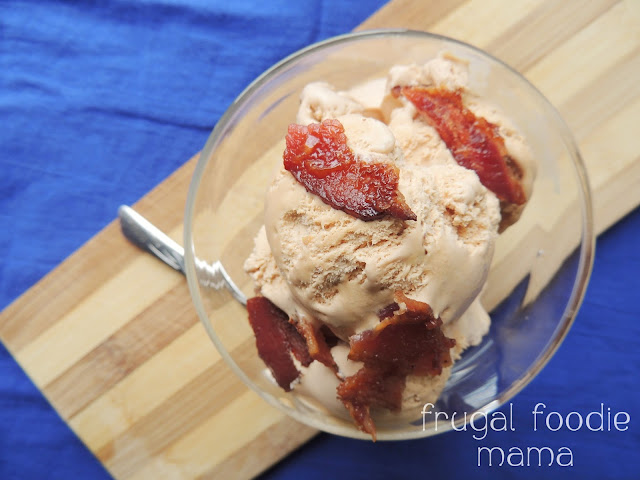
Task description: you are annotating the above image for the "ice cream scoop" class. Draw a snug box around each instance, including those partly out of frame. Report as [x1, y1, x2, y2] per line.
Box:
[247, 114, 500, 337]
[244, 54, 535, 438]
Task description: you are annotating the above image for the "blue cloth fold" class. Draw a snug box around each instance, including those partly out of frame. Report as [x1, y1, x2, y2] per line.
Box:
[1, 1, 639, 479]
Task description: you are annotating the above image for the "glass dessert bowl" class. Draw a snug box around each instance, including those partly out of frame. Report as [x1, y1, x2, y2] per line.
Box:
[184, 29, 594, 440]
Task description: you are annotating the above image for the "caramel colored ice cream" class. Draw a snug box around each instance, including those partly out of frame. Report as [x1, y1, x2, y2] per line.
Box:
[244, 53, 535, 436]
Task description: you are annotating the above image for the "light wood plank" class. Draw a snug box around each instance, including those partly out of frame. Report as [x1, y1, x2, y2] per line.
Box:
[429, 0, 543, 46]
[525, 2, 639, 107]
[15, 256, 183, 386]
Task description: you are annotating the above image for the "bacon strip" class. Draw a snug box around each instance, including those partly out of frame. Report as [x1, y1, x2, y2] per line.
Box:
[339, 370, 405, 441]
[396, 86, 526, 206]
[295, 320, 339, 373]
[246, 297, 312, 391]
[337, 292, 455, 439]
[377, 302, 400, 320]
[283, 119, 416, 222]
[352, 293, 454, 377]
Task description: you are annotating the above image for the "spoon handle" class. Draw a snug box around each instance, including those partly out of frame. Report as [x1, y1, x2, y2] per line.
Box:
[118, 205, 247, 306]
[118, 205, 186, 273]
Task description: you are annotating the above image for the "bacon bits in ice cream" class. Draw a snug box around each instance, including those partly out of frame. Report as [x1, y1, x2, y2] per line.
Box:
[394, 86, 526, 230]
[283, 119, 416, 221]
[246, 296, 312, 391]
[337, 292, 456, 439]
[244, 53, 535, 439]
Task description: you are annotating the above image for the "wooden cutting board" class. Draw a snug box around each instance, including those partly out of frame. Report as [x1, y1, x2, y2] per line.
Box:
[1, 1, 639, 479]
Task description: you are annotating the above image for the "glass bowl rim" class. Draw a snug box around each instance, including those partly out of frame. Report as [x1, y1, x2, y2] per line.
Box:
[183, 28, 595, 440]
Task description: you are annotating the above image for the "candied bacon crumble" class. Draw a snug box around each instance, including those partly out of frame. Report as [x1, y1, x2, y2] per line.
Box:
[339, 368, 405, 440]
[247, 297, 341, 388]
[337, 292, 456, 439]
[283, 119, 416, 222]
[295, 320, 339, 374]
[377, 302, 400, 320]
[394, 85, 526, 206]
[246, 297, 312, 391]
[247, 293, 455, 440]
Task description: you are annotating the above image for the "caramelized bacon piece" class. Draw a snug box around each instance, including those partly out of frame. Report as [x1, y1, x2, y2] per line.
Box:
[342, 402, 376, 441]
[338, 367, 406, 417]
[377, 302, 400, 320]
[247, 297, 312, 391]
[283, 119, 416, 221]
[296, 320, 339, 373]
[337, 292, 455, 439]
[352, 293, 454, 377]
[339, 369, 406, 441]
[396, 86, 526, 206]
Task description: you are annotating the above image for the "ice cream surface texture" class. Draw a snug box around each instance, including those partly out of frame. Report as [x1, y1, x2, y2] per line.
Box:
[244, 54, 534, 439]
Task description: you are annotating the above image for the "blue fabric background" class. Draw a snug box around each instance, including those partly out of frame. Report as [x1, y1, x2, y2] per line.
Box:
[1, 1, 638, 479]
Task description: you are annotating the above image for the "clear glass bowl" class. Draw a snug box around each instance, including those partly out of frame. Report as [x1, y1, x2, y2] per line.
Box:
[184, 29, 594, 440]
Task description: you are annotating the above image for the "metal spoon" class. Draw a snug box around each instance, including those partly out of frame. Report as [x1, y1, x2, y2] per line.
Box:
[118, 205, 247, 306]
